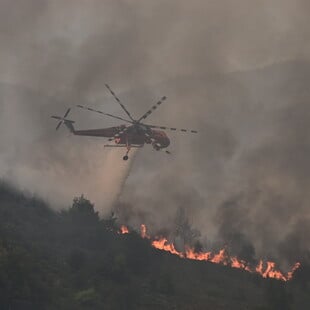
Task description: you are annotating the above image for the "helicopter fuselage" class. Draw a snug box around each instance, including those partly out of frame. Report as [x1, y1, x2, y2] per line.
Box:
[114, 125, 170, 150]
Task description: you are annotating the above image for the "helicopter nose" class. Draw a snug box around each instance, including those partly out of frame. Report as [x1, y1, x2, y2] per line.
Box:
[166, 137, 170, 147]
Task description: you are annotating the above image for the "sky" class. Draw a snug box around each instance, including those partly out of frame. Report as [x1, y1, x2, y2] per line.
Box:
[0, 0, 309, 266]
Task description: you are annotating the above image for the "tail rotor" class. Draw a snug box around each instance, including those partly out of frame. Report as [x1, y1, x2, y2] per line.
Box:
[51, 108, 74, 130]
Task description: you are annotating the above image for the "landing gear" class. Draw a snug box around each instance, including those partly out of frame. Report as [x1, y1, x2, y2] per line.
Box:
[123, 138, 131, 161]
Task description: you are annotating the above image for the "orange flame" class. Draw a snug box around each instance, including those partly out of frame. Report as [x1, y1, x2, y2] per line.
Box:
[152, 238, 181, 256]
[119, 225, 129, 234]
[140, 224, 149, 239]
[287, 262, 301, 280]
[256, 260, 287, 281]
[121, 224, 300, 281]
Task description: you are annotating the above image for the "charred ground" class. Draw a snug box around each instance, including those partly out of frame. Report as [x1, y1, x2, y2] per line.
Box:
[0, 182, 309, 310]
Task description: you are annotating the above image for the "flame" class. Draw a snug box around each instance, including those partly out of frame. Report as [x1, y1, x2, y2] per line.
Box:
[119, 225, 129, 234]
[151, 238, 180, 256]
[185, 248, 212, 261]
[256, 260, 287, 281]
[140, 224, 149, 239]
[287, 262, 301, 280]
[120, 224, 300, 281]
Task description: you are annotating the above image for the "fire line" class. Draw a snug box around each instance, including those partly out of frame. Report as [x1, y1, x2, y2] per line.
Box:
[119, 224, 300, 282]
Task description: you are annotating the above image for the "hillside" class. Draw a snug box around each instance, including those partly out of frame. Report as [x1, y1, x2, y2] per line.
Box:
[0, 182, 309, 310]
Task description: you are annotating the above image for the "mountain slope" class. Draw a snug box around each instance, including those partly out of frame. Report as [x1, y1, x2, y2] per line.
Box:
[0, 182, 309, 310]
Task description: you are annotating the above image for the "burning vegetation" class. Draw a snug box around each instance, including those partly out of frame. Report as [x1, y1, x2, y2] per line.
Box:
[119, 224, 300, 282]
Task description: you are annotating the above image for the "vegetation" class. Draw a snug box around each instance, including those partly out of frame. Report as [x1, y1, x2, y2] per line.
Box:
[0, 182, 309, 309]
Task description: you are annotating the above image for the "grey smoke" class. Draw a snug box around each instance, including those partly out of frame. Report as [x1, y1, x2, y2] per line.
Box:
[0, 0, 310, 266]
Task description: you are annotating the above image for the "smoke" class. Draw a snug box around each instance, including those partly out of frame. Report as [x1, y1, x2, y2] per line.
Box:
[5, 146, 135, 216]
[0, 86, 137, 214]
[1, 0, 310, 265]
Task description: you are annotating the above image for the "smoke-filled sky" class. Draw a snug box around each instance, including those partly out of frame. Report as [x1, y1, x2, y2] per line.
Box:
[0, 0, 310, 266]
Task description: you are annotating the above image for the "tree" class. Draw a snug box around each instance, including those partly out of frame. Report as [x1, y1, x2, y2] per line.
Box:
[101, 211, 117, 232]
[174, 207, 200, 247]
[67, 195, 99, 224]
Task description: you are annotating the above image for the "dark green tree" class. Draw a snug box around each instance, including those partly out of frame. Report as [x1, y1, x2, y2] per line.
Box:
[67, 195, 99, 224]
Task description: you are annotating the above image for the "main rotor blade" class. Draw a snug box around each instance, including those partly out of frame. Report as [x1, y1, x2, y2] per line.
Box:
[137, 96, 167, 122]
[105, 84, 134, 121]
[51, 116, 63, 120]
[77, 105, 133, 124]
[145, 124, 198, 134]
[63, 108, 71, 118]
[56, 121, 63, 130]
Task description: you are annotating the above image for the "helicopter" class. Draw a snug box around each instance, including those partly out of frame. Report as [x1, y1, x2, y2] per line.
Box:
[51, 84, 197, 160]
